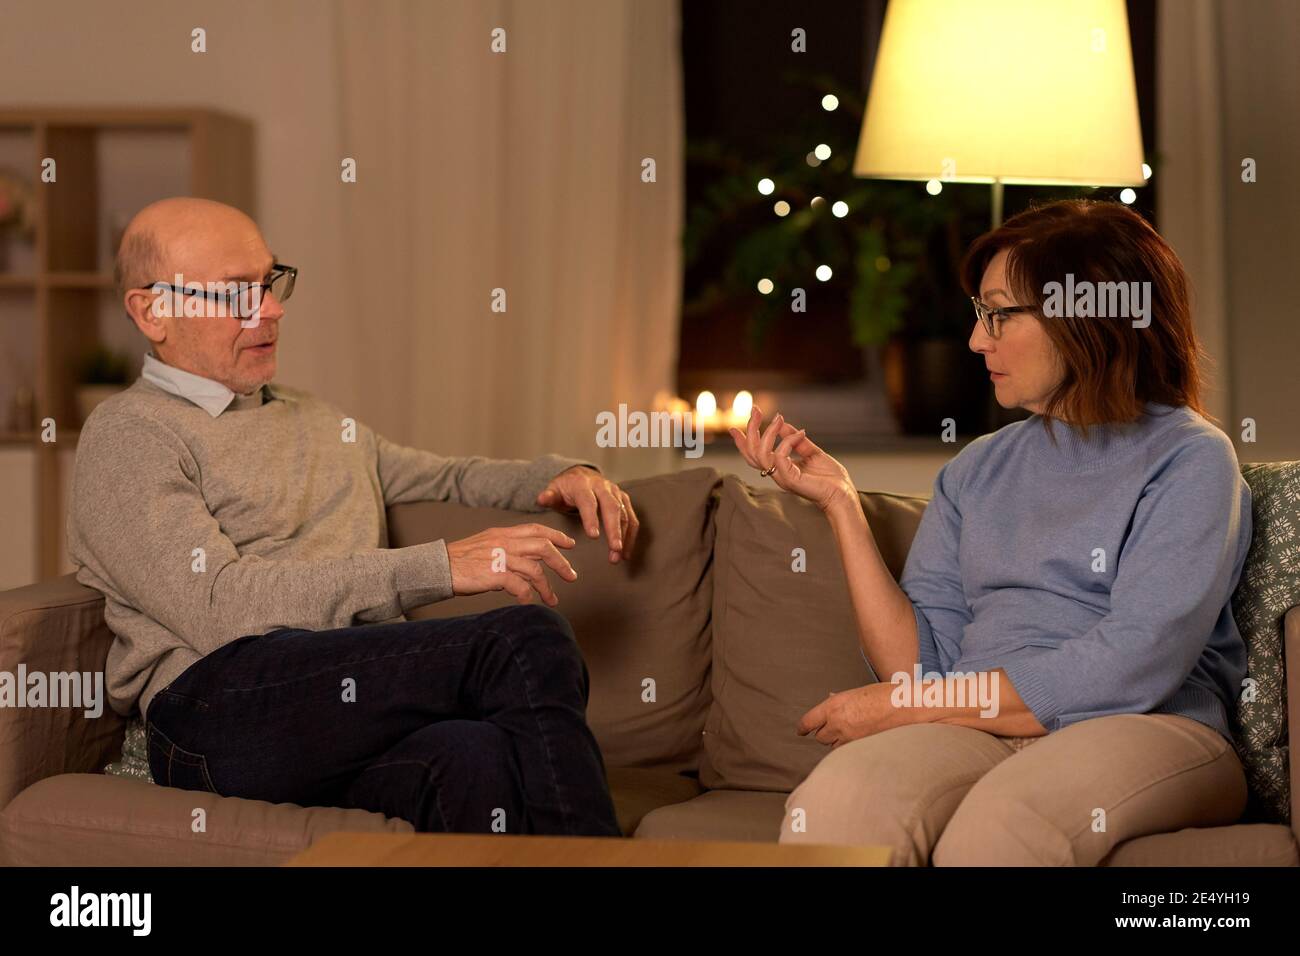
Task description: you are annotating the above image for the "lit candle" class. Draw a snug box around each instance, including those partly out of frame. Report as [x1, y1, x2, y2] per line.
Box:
[730, 390, 753, 426]
[695, 391, 717, 430]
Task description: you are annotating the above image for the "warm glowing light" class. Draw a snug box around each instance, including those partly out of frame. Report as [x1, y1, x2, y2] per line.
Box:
[774, 200, 791, 216]
[1141, 162, 1152, 180]
[757, 278, 774, 295]
[757, 178, 775, 195]
[814, 143, 832, 160]
[925, 179, 943, 195]
[832, 200, 848, 218]
[854, 1, 1144, 188]
[821, 94, 839, 111]
[1120, 187, 1137, 204]
[816, 265, 833, 281]
[677, 388, 757, 432]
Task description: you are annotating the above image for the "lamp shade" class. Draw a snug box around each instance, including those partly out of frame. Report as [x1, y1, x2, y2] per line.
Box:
[853, 0, 1145, 186]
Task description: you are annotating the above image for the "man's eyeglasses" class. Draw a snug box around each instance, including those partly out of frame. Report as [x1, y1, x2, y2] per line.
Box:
[141, 264, 298, 320]
[970, 296, 1034, 340]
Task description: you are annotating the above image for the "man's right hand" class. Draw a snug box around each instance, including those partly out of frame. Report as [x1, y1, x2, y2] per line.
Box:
[446, 524, 578, 607]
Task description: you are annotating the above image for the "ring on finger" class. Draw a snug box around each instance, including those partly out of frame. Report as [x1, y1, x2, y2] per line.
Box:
[759, 464, 777, 478]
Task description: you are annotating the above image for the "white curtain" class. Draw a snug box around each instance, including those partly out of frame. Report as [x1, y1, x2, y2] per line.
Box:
[1158, 0, 1300, 458]
[1157, 0, 1230, 426]
[331, 0, 683, 472]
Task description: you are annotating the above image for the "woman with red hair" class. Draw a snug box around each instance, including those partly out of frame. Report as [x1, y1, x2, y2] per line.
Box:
[732, 200, 1250, 865]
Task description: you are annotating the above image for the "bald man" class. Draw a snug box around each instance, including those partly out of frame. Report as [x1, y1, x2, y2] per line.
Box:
[67, 197, 638, 836]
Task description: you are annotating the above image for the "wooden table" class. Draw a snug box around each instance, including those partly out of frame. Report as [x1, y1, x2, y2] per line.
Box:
[286, 832, 891, 867]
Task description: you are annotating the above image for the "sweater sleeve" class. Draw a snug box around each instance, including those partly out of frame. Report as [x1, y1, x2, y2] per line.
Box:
[998, 436, 1252, 732]
[897, 456, 971, 675]
[69, 414, 454, 657]
[371, 428, 596, 512]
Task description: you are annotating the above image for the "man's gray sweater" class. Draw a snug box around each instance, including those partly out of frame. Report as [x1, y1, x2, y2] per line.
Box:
[67, 376, 582, 721]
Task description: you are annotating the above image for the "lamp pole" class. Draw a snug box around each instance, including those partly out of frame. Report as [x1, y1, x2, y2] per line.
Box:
[991, 177, 1004, 228]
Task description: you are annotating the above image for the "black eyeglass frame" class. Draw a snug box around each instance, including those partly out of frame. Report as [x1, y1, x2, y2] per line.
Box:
[970, 296, 1034, 339]
[139, 263, 298, 318]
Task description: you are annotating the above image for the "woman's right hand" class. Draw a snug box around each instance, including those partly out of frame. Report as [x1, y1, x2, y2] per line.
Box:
[729, 406, 856, 513]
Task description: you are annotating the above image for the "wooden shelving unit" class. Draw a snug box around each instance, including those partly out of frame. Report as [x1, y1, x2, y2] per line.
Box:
[0, 108, 254, 581]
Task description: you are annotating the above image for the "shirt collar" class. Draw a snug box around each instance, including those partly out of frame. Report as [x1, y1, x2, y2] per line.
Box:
[141, 351, 276, 418]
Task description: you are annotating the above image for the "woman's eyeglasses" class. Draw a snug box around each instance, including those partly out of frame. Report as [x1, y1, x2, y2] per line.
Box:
[970, 296, 1034, 339]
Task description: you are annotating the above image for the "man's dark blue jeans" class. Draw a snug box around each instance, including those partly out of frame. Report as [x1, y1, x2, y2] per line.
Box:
[143, 604, 621, 836]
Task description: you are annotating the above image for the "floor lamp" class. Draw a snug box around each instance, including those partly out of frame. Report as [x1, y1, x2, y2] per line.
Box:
[852, 0, 1147, 226]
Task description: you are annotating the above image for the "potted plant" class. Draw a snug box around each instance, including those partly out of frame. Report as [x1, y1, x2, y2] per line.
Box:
[73, 344, 132, 426]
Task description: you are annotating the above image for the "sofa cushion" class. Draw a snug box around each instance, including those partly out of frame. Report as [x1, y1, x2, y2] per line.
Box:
[0, 767, 705, 865]
[699, 476, 927, 791]
[0, 773, 412, 866]
[1100, 823, 1298, 867]
[389, 467, 721, 775]
[632, 790, 1297, 866]
[1229, 461, 1300, 824]
[606, 768, 704, 835]
[634, 789, 787, 843]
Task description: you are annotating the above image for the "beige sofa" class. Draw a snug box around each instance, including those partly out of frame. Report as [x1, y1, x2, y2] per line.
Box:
[1, 467, 1296, 865]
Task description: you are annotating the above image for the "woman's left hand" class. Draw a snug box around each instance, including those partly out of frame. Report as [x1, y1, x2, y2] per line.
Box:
[797, 682, 904, 748]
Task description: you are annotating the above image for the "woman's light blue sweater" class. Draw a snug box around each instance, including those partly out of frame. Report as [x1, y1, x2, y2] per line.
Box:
[898, 402, 1251, 742]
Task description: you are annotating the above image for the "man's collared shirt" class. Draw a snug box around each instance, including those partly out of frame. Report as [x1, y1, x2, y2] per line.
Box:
[140, 351, 275, 418]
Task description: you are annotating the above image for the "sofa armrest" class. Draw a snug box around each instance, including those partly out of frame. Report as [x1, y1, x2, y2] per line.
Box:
[0, 574, 125, 811]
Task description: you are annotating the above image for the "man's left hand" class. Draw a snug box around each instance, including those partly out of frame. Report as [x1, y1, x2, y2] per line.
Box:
[536, 466, 639, 564]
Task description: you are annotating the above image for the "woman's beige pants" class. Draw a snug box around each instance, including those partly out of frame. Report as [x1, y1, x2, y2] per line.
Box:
[778, 713, 1246, 865]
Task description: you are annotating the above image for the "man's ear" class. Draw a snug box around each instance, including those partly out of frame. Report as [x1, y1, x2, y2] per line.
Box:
[124, 288, 168, 347]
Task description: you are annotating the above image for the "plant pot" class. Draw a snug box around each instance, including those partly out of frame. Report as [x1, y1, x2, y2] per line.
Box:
[882, 337, 991, 436]
[76, 384, 127, 427]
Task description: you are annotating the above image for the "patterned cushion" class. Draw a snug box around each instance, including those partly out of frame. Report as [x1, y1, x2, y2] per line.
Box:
[103, 717, 153, 783]
[1230, 461, 1300, 824]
